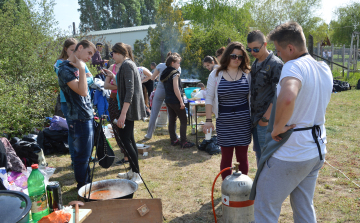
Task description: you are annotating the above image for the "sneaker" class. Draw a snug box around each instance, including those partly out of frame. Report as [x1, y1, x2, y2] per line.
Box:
[115, 158, 129, 165]
[131, 172, 143, 185]
[117, 169, 134, 179]
[171, 139, 180, 146]
[143, 135, 151, 141]
[181, 141, 195, 149]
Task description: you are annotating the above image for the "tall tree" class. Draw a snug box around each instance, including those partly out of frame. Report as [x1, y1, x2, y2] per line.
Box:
[251, 0, 322, 38]
[330, 2, 360, 46]
[78, 0, 160, 32]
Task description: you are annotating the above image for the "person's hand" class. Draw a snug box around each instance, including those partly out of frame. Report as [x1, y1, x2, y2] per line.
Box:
[203, 122, 214, 134]
[103, 69, 115, 79]
[117, 114, 126, 128]
[69, 55, 85, 71]
[271, 124, 296, 141]
[180, 103, 185, 109]
[258, 119, 268, 127]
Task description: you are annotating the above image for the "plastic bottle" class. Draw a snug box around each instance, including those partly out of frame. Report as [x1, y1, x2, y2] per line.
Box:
[28, 164, 49, 222]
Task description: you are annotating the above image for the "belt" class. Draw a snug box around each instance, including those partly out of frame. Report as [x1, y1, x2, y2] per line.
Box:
[218, 102, 249, 113]
[110, 92, 117, 99]
[293, 125, 324, 160]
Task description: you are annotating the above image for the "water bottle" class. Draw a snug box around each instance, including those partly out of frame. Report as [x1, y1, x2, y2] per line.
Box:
[28, 164, 49, 222]
[183, 95, 188, 104]
[113, 119, 125, 128]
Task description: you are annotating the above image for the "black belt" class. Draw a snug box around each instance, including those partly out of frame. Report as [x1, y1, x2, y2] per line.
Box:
[218, 102, 249, 113]
[293, 125, 324, 160]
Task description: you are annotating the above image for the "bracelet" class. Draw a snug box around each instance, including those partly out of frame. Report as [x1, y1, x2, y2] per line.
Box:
[206, 119, 212, 123]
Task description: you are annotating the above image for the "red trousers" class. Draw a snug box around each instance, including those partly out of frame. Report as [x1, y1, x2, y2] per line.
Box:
[220, 145, 249, 180]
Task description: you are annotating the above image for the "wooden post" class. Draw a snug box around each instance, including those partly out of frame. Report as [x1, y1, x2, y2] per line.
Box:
[356, 35, 359, 70]
[342, 44, 345, 68]
[317, 42, 320, 61]
[73, 22, 76, 36]
[331, 45, 334, 70]
[308, 34, 314, 56]
[347, 34, 354, 79]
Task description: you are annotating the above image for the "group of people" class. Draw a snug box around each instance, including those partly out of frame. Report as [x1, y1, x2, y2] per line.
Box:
[322, 49, 332, 63]
[55, 21, 333, 222]
[202, 22, 333, 222]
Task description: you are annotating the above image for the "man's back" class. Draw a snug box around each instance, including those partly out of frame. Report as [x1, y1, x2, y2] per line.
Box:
[273, 55, 333, 161]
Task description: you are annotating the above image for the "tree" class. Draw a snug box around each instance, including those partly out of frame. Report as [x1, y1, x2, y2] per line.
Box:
[78, 0, 160, 32]
[330, 2, 360, 46]
[251, 0, 322, 38]
[0, 0, 63, 136]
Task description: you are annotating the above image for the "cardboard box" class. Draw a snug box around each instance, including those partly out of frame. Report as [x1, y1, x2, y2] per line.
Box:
[136, 144, 152, 154]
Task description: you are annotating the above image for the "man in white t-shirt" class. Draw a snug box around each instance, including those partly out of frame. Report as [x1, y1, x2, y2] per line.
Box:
[254, 22, 333, 222]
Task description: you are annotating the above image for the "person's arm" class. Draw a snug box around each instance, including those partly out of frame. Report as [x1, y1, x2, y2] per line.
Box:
[203, 70, 217, 133]
[141, 67, 152, 83]
[172, 75, 185, 109]
[67, 56, 88, 96]
[104, 65, 118, 90]
[271, 76, 301, 141]
[116, 62, 134, 128]
[151, 69, 159, 81]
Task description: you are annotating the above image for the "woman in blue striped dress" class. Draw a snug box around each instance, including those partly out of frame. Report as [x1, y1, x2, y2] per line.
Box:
[204, 42, 252, 180]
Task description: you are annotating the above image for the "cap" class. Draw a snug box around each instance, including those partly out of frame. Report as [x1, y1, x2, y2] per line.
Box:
[31, 164, 39, 169]
[96, 42, 103, 47]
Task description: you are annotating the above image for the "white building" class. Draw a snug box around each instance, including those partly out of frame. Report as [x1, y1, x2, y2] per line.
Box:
[85, 21, 190, 49]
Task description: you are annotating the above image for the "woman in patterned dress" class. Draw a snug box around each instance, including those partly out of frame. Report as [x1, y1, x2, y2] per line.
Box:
[203, 42, 252, 180]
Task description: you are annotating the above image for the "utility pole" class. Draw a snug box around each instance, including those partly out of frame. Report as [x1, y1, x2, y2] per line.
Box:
[73, 22, 76, 37]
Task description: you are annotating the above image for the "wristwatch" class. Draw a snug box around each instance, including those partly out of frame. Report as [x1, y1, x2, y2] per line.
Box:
[261, 116, 269, 123]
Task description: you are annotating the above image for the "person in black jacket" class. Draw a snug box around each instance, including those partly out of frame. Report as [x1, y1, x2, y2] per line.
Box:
[161, 54, 194, 149]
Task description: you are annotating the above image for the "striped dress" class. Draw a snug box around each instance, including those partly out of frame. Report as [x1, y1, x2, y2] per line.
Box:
[216, 74, 251, 147]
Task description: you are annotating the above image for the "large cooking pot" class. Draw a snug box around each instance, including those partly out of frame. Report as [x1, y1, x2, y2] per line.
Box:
[78, 179, 138, 201]
[0, 190, 32, 223]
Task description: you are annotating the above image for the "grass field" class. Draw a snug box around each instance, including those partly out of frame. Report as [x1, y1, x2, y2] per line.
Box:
[47, 89, 360, 222]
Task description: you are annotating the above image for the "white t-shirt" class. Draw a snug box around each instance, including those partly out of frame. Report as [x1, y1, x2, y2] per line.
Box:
[327, 51, 332, 57]
[272, 55, 333, 162]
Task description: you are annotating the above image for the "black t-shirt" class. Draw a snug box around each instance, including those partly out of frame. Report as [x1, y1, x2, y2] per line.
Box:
[58, 61, 93, 120]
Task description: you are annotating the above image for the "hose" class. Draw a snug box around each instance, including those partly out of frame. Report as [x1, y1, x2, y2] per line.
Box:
[211, 166, 232, 223]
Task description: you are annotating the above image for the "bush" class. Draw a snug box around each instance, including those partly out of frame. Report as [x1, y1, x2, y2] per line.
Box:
[0, 0, 64, 136]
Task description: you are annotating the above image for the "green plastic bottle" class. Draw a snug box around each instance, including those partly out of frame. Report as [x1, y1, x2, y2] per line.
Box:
[28, 164, 49, 222]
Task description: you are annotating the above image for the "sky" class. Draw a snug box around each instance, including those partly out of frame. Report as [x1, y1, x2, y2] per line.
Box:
[53, 0, 355, 32]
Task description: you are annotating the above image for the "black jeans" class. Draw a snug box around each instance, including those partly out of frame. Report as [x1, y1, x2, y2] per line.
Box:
[166, 103, 187, 144]
[117, 120, 139, 173]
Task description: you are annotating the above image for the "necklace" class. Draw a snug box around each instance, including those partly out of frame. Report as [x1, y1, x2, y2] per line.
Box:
[226, 69, 240, 81]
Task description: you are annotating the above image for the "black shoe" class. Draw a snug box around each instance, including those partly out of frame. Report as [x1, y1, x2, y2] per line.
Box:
[115, 158, 129, 165]
[181, 142, 195, 148]
[171, 139, 180, 146]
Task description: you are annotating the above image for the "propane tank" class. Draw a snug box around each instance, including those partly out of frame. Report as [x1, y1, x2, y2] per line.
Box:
[221, 163, 255, 223]
[156, 102, 168, 128]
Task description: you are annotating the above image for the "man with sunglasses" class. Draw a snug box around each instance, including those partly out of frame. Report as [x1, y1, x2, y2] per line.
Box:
[92, 42, 109, 70]
[247, 30, 283, 165]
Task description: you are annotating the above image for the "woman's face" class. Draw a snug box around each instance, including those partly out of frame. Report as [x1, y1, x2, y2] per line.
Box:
[203, 62, 214, 71]
[66, 44, 76, 59]
[112, 52, 125, 64]
[228, 48, 243, 69]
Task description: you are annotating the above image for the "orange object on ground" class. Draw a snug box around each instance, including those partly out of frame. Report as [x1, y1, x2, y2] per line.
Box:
[38, 210, 71, 223]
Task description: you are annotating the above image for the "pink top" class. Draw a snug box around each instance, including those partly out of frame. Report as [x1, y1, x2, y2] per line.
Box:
[111, 65, 117, 93]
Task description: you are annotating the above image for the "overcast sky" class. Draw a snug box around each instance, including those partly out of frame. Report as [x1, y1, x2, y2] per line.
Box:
[53, 0, 355, 32]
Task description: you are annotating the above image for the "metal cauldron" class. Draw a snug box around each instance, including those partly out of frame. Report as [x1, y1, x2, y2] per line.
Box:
[78, 179, 138, 201]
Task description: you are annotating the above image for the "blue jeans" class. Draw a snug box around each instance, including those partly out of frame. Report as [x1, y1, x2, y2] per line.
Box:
[67, 119, 94, 189]
[61, 102, 74, 162]
[252, 124, 267, 165]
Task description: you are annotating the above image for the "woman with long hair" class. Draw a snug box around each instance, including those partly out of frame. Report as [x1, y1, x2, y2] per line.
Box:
[103, 42, 146, 182]
[203, 55, 219, 72]
[203, 42, 252, 180]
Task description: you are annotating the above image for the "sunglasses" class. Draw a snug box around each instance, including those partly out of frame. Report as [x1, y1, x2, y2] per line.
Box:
[230, 54, 244, 60]
[110, 51, 116, 57]
[246, 43, 264, 53]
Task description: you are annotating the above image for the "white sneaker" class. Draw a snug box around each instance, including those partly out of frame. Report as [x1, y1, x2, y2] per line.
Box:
[117, 169, 134, 179]
[131, 172, 143, 185]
